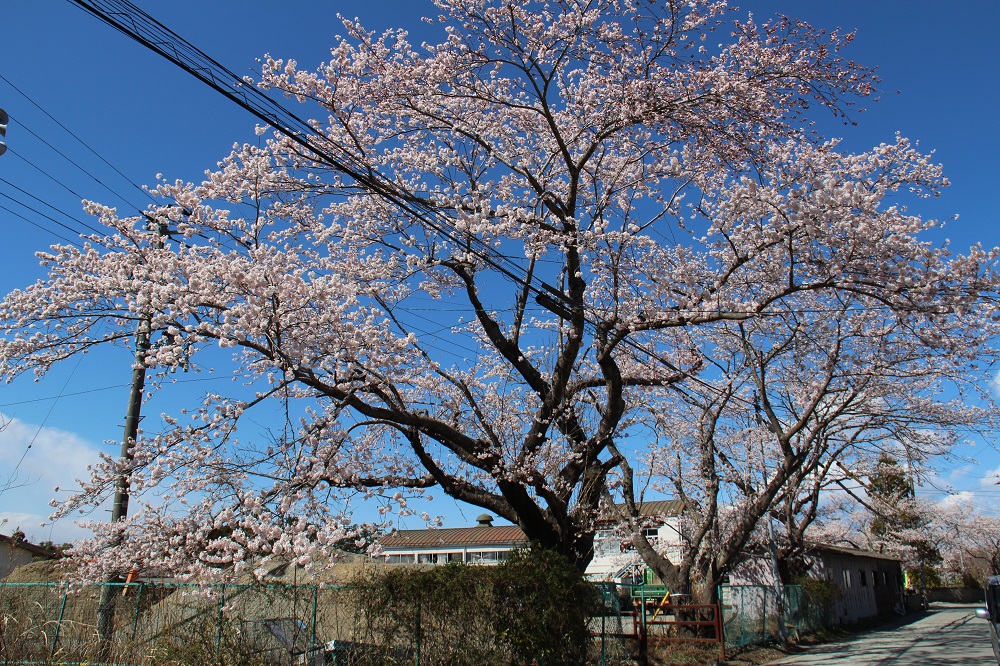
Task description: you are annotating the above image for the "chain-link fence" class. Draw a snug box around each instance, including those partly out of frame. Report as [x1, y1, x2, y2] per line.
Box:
[720, 584, 830, 651]
[0, 580, 351, 665]
[0, 579, 633, 665]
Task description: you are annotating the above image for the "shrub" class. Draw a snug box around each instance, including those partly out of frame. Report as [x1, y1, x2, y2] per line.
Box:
[348, 546, 598, 665]
[794, 577, 840, 628]
[493, 548, 598, 665]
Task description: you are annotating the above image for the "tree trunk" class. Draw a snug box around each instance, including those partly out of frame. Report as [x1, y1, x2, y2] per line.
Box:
[690, 577, 719, 606]
[777, 554, 807, 585]
[676, 576, 721, 641]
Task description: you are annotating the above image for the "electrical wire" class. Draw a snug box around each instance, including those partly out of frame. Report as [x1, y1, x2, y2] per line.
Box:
[0, 72, 159, 209]
[0, 190, 92, 239]
[65, 0, 752, 409]
[0, 77, 237, 254]
[65, 0, 568, 306]
[0, 108, 146, 213]
[0, 176, 106, 237]
[0, 200, 83, 245]
[4, 147, 104, 216]
[0, 354, 85, 499]
[61, 0, 992, 423]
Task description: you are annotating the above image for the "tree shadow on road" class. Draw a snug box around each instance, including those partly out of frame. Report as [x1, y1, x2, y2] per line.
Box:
[743, 604, 991, 665]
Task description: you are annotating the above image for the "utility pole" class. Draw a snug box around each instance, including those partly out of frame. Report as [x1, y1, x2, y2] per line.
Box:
[95, 311, 151, 658]
[754, 395, 787, 644]
[766, 515, 788, 644]
[96, 221, 164, 659]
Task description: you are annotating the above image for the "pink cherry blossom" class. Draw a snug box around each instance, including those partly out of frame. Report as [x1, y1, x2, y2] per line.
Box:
[0, 1, 996, 593]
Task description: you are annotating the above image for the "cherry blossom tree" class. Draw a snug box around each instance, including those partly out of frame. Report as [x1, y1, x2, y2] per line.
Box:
[0, 0, 997, 587]
[795, 470, 1000, 590]
[619, 289, 996, 602]
[942, 505, 1000, 585]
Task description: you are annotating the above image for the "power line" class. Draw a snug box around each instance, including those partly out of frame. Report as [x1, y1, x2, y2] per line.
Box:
[0, 108, 145, 213]
[0, 189, 94, 239]
[0, 72, 158, 210]
[0, 354, 84, 500]
[0, 78, 239, 252]
[0, 374, 231, 409]
[66, 0, 567, 307]
[65, 0, 740, 405]
[0, 383, 130, 407]
[0, 201, 81, 245]
[65, 0, 978, 420]
[4, 147, 103, 212]
[0, 176, 106, 237]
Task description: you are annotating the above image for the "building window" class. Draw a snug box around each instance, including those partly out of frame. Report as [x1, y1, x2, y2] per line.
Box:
[386, 554, 414, 564]
[595, 530, 616, 556]
[860, 570, 867, 587]
[873, 570, 880, 587]
[843, 570, 852, 588]
[468, 551, 508, 564]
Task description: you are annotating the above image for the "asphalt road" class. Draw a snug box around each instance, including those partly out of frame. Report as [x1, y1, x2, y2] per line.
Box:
[766, 603, 997, 665]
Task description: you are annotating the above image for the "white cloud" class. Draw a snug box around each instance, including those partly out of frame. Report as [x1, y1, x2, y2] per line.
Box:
[947, 464, 974, 482]
[935, 490, 975, 510]
[0, 413, 103, 544]
[981, 464, 1000, 488]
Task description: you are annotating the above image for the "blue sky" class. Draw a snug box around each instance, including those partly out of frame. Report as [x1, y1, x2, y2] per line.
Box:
[1, 1, 998, 543]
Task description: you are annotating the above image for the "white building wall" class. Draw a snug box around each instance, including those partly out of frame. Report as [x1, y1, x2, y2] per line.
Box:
[383, 544, 520, 565]
[814, 554, 901, 623]
[586, 517, 684, 583]
[728, 550, 902, 624]
[0, 542, 35, 578]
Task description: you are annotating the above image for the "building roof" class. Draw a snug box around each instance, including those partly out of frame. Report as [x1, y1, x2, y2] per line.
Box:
[808, 543, 903, 563]
[630, 500, 685, 518]
[379, 499, 684, 551]
[0, 533, 57, 559]
[380, 525, 529, 550]
[597, 500, 685, 524]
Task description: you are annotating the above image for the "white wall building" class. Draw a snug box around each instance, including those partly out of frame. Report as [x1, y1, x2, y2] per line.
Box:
[726, 543, 904, 624]
[378, 501, 685, 585]
[0, 531, 56, 578]
[586, 500, 685, 583]
[378, 514, 529, 565]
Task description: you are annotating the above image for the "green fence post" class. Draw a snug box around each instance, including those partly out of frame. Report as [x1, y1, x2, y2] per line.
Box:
[639, 586, 648, 665]
[311, 585, 319, 648]
[216, 583, 226, 655]
[641, 585, 646, 634]
[50, 582, 69, 658]
[132, 582, 144, 642]
[717, 585, 725, 654]
[739, 586, 744, 648]
[763, 587, 769, 642]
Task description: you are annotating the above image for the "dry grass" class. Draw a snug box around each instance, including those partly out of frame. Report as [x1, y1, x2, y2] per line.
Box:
[647, 640, 725, 665]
